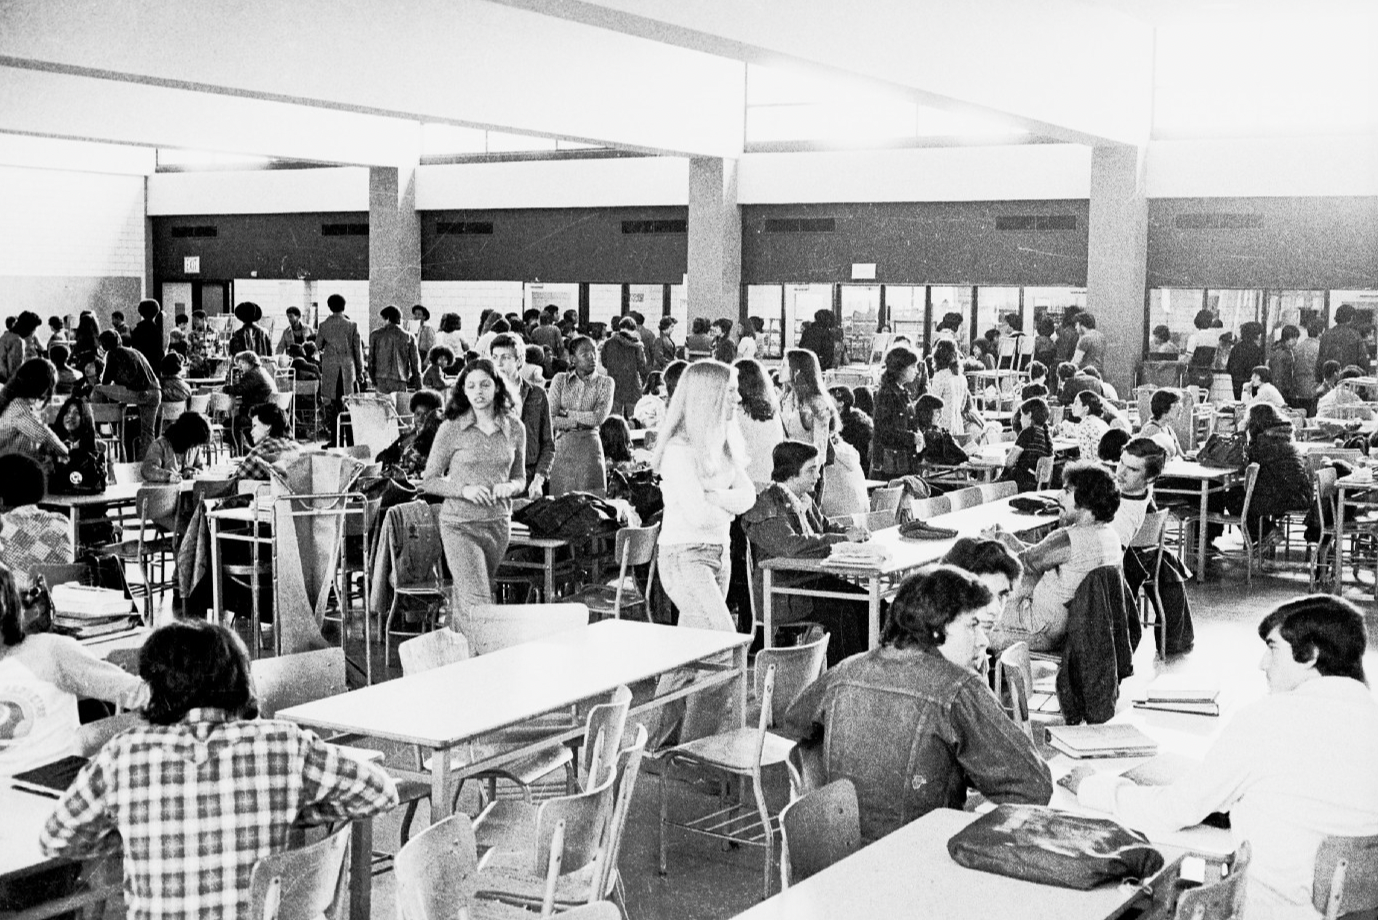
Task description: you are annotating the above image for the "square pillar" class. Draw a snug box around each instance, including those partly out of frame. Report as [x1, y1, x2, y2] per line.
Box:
[687, 157, 741, 328]
[1085, 145, 1148, 396]
[368, 163, 421, 333]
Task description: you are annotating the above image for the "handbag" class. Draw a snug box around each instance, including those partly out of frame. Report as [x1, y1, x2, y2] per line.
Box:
[50, 445, 108, 495]
[947, 805, 1164, 891]
[921, 429, 970, 466]
[877, 447, 916, 477]
[513, 492, 620, 541]
[608, 466, 663, 522]
[1197, 432, 1247, 469]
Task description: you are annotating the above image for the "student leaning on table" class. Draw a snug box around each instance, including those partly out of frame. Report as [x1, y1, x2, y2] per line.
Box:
[782, 565, 1051, 845]
[1066, 596, 1378, 920]
[39, 620, 398, 920]
[421, 358, 526, 634]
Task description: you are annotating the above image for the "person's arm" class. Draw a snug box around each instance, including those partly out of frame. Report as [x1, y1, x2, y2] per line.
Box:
[745, 512, 847, 560]
[492, 422, 527, 500]
[50, 635, 146, 709]
[711, 462, 758, 516]
[40, 753, 117, 859]
[565, 376, 614, 429]
[1072, 347, 1086, 367]
[549, 375, 578, 431]
[529, 392, 556, 494]
[140, 439, 178, 483]
[420, 420, 465, 499]
[952, 676, 1053, 805]
[1019, 527, 1073, 578]
[296, 730, 400, 825]
[659, 446, 736, 530]
[276, 327, 291, 354]
[1003, 445, 1024, 470]
[407, 337, 422, 387]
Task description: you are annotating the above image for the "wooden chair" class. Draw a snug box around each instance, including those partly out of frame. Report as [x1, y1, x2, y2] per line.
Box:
[657, 663, 790, 900]
[946, 486, 982, 511]
[1314, 833, 1378, 920]
[248, 823, 351, 920]
[753, 634, 829, 739]
[293, 379, 321, 440]
[90, 402, 127, 462]
[394, 813, 482, 920]
[978, 481, 1017, 503]
[380, 503, 451, 670]
[779, 778, 860, 889]
[99, 486, 179, 622]
[993, 641, 1060, 739]
[273, 390, 295, 439]
[1034, 455, 1055, 490]
[110, 461, 143, 485]
[909, 494, 951, 518]
[466, 603, 590, 656]
[567, 523, 659, 621]
[155, 399, 186, 436]
[250, 646, 348, 718]
[1308, 467, 1339, 592]
[1128, 509, 1171, 656]
[397, 627, 471, 675]
[1202, 463, 1261, 585]
[76, 710, 142, 756]
[869, 485, 903, 514]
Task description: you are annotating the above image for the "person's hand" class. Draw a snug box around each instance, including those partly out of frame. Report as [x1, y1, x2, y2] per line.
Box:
[844, 526, 870, 542]
[462, 484, 494, 505]
[1058, 765, 1096, 795]
[166, 470, 182, 483]
[526, 475, 546, 499]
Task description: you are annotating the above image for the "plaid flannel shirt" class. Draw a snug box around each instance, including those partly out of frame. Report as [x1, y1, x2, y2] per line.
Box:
[39, 708, 398, 920]
[235, 436, 296, 481]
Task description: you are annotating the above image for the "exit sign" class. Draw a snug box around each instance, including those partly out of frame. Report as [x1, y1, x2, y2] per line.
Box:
[184, 256, 200, 274]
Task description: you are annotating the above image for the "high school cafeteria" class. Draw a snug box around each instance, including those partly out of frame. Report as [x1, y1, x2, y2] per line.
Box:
[3, 3, 1378, 920]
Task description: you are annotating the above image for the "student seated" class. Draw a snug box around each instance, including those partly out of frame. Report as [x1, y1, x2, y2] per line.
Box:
[141, 411, 211, 485]
[1316, 364, 1371, 419]
[1138, 388, 1184, 458]
[40, 619, 398, 920]
[0, 358, 69, 475]
[632, 371, 666, 431]
[1246, 364, 1287, 409]
[290, 342, 321, 382]
[742, 441, 870, 664]
[1068, 595, 1378, 919]
[223, 350, 277, 448]
[422, 345, 453, 390]
[376, 390, 443, 480]
[158, 352, 192, 403]
[48, 344, 79, 396]
[986, 461, 1122, 653]
[782, 565, 1051, 844]
[1001, 397, 1052, 492]
[234, 403, 297, 482]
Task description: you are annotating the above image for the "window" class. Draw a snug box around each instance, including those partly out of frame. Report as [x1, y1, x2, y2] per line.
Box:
[785, 284, 833, 352]
[839, 285, 880, 366]
[746, 285, 784, 360]
[884, 285, 925, 346]
[927, 286, 975, 349]
[975, 286, 1021, 341]
[1024, 287, 1085, 337]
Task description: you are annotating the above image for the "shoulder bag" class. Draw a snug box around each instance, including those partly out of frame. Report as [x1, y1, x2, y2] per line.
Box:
[1196, 432, 1247, 469]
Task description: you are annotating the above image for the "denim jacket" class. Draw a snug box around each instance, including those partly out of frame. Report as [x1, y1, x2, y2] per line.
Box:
[782, 645, 1052, 844]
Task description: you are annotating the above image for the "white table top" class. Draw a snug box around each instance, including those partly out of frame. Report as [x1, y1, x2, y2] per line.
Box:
[0, 785, 61, 876]
[1160, 458, 1241, 481]
[732, 808, 1156, 920]
[971, 438, 1078, 465]
[278, 620, 749, 748]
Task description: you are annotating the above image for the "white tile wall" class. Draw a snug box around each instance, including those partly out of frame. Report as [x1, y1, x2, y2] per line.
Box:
[313, 281, 372, 332]
[588, 284, 622, 326]
[232, 279, 307, 343]
[419, 281, 524, 344]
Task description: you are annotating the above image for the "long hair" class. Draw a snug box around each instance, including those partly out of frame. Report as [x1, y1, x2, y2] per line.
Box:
[600, 415, 633, 464]
[52, 396, 97, 451]
[0, 565, 24, 647]
[652, 360, 742, 479]
[784, 348, 837, 432]
[0, 357, 57, 417]
[444, 358, 515, 420]
[735, 358, 778, 422]
[140, 620, 257, 724]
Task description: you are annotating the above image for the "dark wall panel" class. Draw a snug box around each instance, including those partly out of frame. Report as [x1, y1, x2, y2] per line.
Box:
[741, 200, 1089, 286]
[1147, 197, 1378, 289]
[421, 207, 688, 283]
[151, 213, 371, 282]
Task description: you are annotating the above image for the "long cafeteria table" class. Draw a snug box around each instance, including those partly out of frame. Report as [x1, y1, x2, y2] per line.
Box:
[760, 493, 1061, 650]
[1153, 458, 1243, 583]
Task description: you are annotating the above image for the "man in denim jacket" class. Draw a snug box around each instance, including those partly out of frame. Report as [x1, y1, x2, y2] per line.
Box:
[782, 565, 1052, 844]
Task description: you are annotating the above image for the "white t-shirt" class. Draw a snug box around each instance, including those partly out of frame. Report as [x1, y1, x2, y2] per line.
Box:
[1112, 492, 1150, 549]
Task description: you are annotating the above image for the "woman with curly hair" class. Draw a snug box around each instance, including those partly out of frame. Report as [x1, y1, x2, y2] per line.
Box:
[735, 358, 785, 487]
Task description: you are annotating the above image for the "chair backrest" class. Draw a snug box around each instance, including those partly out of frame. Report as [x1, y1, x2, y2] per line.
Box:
[90, 403, 125, 425]
[250, 646, 347, 718]
[869, 485, 903, 513]
[909, 494, 951, 519]
[1034, 455, 1055, 489]
[755, 637, 829, 728]
[613, 523, 660, 569]
[1314, 833, 1378, 919]
[467, 603, 591, 655]
[786, 740, 827, 798]
[77, 711, 142, 756]
[594, 724, 649, 900]
[978, 481, 1017, 503]
[158, 399, 187, 423]
[581, 685, 632, 783]
[294, 380, 319, 397]
[530, 768, 618, 881]
[1173, 841, 1251, 920]
[398, 628, 472, 676]
[861, 509, 896, 530]
[1237, 463, 1262, 520]
[994, 641, 1035, 739]
[394, 813, 480, 920]
[779, 778, 861, 888]
[1129, 508, 1170, 551]
[1312, 467, 1338, 535]
[249, 823, 351, 920]
[111, 461, 143, 485]
[188, 393, 211, 414]
[138, 485, 181, 528]
[946, 486, 982, 511]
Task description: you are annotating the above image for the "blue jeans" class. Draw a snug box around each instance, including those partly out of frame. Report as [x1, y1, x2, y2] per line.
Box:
[655, 542, 737, 741]
[440, 516, 510, 636]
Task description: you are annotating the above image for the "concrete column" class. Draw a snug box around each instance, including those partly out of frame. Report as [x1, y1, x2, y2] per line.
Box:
[687, 157, 741, 328]
[368, 163, 421, 334]
[1085, 145, 1148, 397]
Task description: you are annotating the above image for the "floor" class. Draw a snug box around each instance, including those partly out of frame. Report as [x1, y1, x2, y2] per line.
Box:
[186, 533, 1378, 920]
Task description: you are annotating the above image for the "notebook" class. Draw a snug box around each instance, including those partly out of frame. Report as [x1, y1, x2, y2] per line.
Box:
[1046, 724, 1158, 759]
[11, 754, 88, 798]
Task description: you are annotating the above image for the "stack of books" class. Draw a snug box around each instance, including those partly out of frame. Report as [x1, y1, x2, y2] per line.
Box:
[1046, 724, 1159, 759]
[1132, 676, 1221, 717]
[827, 542, 891, 569]
[51, 584, 137, 639]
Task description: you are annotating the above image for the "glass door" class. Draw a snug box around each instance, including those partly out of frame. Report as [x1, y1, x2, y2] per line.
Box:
[746, 284, 785, 360]
[839, 284, 880, 366]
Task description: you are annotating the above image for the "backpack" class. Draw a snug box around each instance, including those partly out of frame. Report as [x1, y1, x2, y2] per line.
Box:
[513, 492, 621, 541]
[50, 444, 108, 495]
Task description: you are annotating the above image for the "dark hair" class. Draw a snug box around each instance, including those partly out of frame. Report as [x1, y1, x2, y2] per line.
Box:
[938, 312, 963, 333]
[52, 396, 96, 452]
[160, 352, 184, 377]
[663, 360, 688, 399]
[410, 389, 443, 414]
[1151, 388, 1180, 420]
[428, 345, 455, 368]
[1061, 309, 1081, 328]
[771, 440, 819, 483]
[11, 311, 42, 338]
[525, 345, 545, 366]
[1193, 309, 1215, 330]
[853, 386, 875, 416]
[48, 343, 70, 368]
[1240, 321, 1264, 343]
[140, 620, 257, 724]
[439, 312, 461, 333]
[1305, 317, 1326, 338]
[0, 453, 46, 509]
[735, 358, 777, 423]
[599, 415, 633, 464]
[691, 317, 711, 336]
[301, 342, 318, 360]
[1121, 436, 1167, 479]
[1002, 313, 1022, 333]
[617, 316, 637, 333]
[916, 393, 945, 428]
[1076, 312, 1097, 330]
[285, 306, 301, 319]
[1252, 365, 1272, 384]
[286, 344, 304, 359]
[712, 318, 733, 336]
[1341, 365, 1365, 380]
[1335, 304, 1356, 325]
[1097, 428, 1131, 462]
[813, 309, 835, 328]
[828, 385, 855, 410]
[1037, 317, 1056, 338]
[1075, 390, 1105, 418]
[1279, 324, 1299, 343]
[659, 316, 676, 332]
[1083, 366, 1103, 380]
[48, 316, 63, 330]
[412, 304, 430, 321]
[942, 537, 1021, 583]
[0, 565, 24, 646]
[1246, 402, 1292, 439]
[568, 335, 594, 360]
[882, 345, 920, 382]
[248, 402, 289, 438]
[326, 294, 346, 313]
[97, 330, 122, 352]
[1028, 360, 1047, 381]
[164, 411, 211, 453]
[234, 349, 261, 369]
[1152, 324, 1171, 343]
[191, 310, 206, 321]
[110, 311, 125, 323]
[932, 340, 959, 374]
[137, 298, 160, 320]
[380, 305, 402, 324]
[0, 357, 57, 415]
[883, 566, 992, 651]
[1056, 361, 1077, 381]
[489, 333, 520, 357]
[1257, 595, 1367, 683]
[175, 313, 189, 326]
[1062, 461, 1120, 523]
[445, 358, 514, 420]
[642, 371, 663, 396]
[1019, 396, 1050, 427]
[489, 318, 510, 334]
[1322, 359, 1342, 380]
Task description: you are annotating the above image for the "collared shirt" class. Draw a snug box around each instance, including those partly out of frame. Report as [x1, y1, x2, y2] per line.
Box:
[1078, 677, 1378, 920]
[236, 436, 297, 481]
[422, 411, 526, 523]
[0, 398, 70, 466]
[783, 646, 1051, 844]
[40, 708, 399, 920]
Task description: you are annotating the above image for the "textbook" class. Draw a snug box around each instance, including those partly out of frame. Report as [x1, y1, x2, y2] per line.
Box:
[51, 584, 134, 619]
[1046, 724, 1158, 759]
[1132, 698, 1220, 717]
[1141, 675, 1220, 704]
[54, 614, 141, 639]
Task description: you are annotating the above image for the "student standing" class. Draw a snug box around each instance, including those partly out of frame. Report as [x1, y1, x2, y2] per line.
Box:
[316, 294, 364, 446]
[422, 359, 526, 633]
[549, 336, 614, 496]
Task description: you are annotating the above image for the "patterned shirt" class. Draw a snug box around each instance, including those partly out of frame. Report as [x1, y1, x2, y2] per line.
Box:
[0, 505, 73, 589]
[235, 436, 297, 481]
[40, 708, 398, 920]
